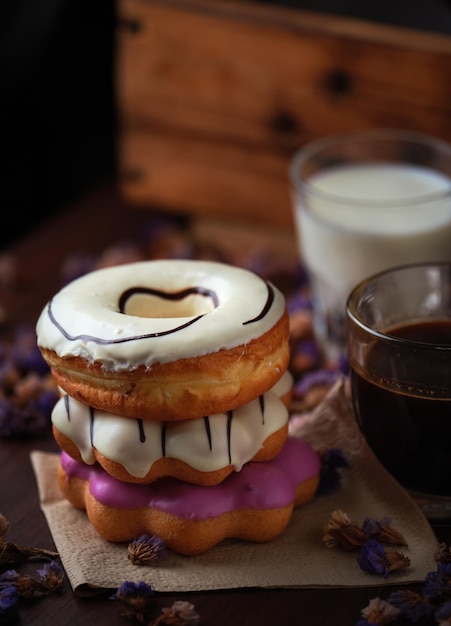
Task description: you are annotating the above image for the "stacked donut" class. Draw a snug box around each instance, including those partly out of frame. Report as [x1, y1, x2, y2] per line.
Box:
[36, 259, 320, 555]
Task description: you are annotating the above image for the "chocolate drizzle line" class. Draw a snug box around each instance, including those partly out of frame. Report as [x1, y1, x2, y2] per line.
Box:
[204, 416, 212, 451]
[47, 284, 218, 345]
[137, 419, 146, 443]
[89, 407, 95, 448]
[64, 395, 70, 421]
[47, 299, 206, 345]
[118, 286, 219, 312]
[46, 278, 275, 345]
[227, 411, 233, 465]
[259, 394, 265, 424]
[242, 282, 274, 325]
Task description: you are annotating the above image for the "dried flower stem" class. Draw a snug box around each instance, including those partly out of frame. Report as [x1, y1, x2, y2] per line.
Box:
[0, 538, 58, 565]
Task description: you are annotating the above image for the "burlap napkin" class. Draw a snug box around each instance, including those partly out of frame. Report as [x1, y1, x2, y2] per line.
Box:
[31, 379, 438, 596]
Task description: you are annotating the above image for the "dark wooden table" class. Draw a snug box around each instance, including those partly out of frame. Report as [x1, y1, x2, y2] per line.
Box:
[1, 184, 450, 625]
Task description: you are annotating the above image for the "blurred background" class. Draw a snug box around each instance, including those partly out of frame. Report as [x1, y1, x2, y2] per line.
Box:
[1, 0, 450, 249]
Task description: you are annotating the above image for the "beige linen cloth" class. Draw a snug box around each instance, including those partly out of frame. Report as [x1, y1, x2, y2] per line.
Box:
[31, 379, 438, 595]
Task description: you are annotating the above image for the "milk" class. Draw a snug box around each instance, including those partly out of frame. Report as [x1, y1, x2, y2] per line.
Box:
[293, 163, 451, 356]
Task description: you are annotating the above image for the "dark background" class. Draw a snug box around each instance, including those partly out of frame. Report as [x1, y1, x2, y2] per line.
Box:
[1, 0, 450, 249]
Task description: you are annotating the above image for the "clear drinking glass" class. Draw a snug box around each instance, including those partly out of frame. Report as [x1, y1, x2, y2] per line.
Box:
[289, 129, 451, 362]
[346, 262, 451, 521]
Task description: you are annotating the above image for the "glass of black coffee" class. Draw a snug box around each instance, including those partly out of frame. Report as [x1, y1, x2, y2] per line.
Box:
[346, 262, 451, 521]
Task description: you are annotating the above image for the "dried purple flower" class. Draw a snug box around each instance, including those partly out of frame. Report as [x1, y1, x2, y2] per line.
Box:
[0, 400, 48, 439]
[12, 574, 39, 599]
[286, 291, 312, 314]
[323, 511, 408, 555]
[358, 544, 451, 622]
[436, 543, 451, 565]
[0, 570, 20, 586]
[36, 561, 64, 593]
[0, 565, 63, 600]
[316, 448, 349, 496]
[0, 538, 58, 565]
[294, 368, 341, 397]
[357, 538, 410, 579]
[357, 539, 390, 578]
[111, 581, 154, 623]
[362, 516, 407, 547]
[387, 589, 434, 622]
[0, 584, 18, 624]
[322, 510, 368, 551]
[128, 534, 167, 565]
[0, 323, 58, 440]
[150, 600, 200, 626]
[11, 325, 49, 376]
[358, 597, 400, 625]
[290, 338, 322, 373]
[424, 563, 451, 600]
[435, 599, 451, 623]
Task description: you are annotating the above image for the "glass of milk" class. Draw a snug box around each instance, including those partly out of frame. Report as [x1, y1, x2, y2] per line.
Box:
[289, 129, 451, 362]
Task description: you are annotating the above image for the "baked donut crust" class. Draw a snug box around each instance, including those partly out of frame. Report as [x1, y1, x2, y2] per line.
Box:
[41, 311, 290, 421]
[58, 472, 318, 555]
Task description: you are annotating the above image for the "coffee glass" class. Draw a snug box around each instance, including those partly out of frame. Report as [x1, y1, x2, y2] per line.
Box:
[346, 262, 451, 521]
[289, 129, 451, 362]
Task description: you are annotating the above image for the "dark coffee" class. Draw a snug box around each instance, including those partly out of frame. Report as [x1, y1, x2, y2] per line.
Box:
[350, 319, 451, 496]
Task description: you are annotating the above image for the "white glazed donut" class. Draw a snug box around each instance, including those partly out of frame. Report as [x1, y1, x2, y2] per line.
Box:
[52, 371, 293, 486]
[36, 260, 290, 420]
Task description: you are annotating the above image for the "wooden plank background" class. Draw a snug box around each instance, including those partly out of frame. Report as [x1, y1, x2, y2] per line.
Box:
[116, 0, 451, 230]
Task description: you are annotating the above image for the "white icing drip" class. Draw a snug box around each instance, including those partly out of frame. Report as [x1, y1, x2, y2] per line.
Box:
[52, 372, 292, 477]
[36, 260, 286, 371]
[271, 370, 293, 398]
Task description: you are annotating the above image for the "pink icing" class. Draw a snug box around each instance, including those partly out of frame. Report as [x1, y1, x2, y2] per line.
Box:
[60, 437, 320, 520]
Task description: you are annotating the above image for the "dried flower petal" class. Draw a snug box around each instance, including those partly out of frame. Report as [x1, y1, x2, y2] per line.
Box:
[128, 534, 167, 565]
[384, 549, 411, 575]
[316, 448, 349, 496]
[14, 575, 41, 599]
[0, 569, 20, 584]
[322, 510, 368, 551]
[0, 538, 58, 565]
[387, 589, 434, 622]
[359, 597, 400, 625]
[436, 543, 451, 564]
[357, 539, 410, 579]
[0, 584, 18, 624]
[424, 563, 451, 599]
[362, 516, 407, 547]
[1, 564, 64, 600]
[151, 600, 200, 626]
[111, 581, 154, 624]
[36, 561, 64, 593]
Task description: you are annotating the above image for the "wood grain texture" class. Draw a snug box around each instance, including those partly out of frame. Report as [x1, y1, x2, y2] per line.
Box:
[116, 0, 451, 228]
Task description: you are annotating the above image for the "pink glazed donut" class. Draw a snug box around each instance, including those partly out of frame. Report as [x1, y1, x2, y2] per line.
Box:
[57, 437, 321, 555]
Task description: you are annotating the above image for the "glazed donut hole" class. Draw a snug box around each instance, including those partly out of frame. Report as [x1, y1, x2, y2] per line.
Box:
[119, 287, 219, 319]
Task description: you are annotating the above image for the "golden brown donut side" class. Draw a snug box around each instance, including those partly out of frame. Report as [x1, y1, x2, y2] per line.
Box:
[41, 310, 290, 421]
[57, 463, 319, 556]
[53, 423, 289, 486]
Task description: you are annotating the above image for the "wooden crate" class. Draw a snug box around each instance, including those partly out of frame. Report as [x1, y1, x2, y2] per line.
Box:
[116, 0, 451, 230]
